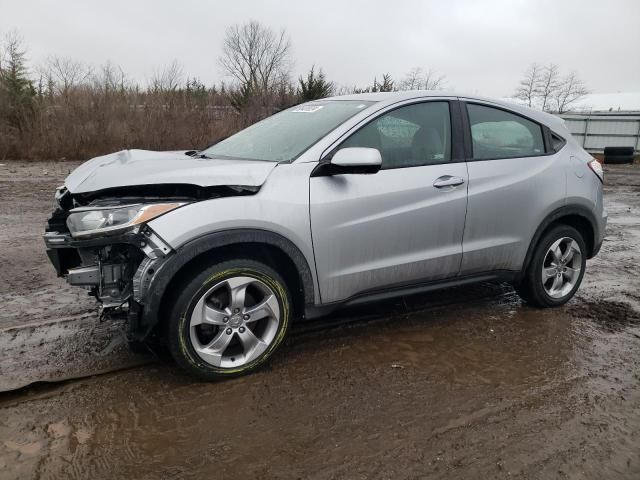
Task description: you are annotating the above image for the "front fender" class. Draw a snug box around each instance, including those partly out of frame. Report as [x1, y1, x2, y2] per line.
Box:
[138, 228, 317, 335]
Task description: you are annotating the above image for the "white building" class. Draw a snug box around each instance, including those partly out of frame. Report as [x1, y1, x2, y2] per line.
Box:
[559, 93, 640, 153]
[506, 92, 640, 153]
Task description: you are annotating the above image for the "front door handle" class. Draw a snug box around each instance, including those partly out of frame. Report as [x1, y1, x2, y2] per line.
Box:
[433, 175, 465, 189]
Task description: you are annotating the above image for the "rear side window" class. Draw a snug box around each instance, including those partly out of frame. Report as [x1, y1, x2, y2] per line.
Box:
[340, 101, 451, 169]
[467, 104, 545, 160]
[550, 133, 566, 152]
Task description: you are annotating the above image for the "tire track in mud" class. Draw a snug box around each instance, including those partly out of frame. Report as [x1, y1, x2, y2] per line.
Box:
[0, 312, 152, 392]
[0, 283, 513, 392]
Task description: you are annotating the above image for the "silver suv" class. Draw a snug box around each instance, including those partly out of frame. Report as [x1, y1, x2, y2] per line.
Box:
[44, 92, 606, 379]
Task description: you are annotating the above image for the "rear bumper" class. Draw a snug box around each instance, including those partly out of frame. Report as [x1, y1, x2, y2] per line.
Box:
[591, 208, 607, 258]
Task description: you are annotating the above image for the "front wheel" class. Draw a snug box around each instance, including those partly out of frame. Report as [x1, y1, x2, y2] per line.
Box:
[168, 259, 292, 379]
[515, 225, 587, 308]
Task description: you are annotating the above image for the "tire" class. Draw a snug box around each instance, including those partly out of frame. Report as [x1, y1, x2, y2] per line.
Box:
[515, 225, 587, 308]
[604, 146, 635, 164]
[168, 258, 292, 380]
[604, 146, 634, 156]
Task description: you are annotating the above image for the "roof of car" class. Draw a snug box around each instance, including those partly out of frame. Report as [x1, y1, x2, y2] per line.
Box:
[324, 90, 457, 102]
[322, 90, 568, 133]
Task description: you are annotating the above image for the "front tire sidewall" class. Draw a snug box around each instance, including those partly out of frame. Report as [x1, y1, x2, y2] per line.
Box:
[169, 261, 291, 379]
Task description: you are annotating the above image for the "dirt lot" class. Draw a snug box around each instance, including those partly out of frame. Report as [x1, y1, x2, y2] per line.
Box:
[0, 161, 639, 479]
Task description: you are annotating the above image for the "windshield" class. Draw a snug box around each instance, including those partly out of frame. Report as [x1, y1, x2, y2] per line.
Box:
[202, 100, 374, 162]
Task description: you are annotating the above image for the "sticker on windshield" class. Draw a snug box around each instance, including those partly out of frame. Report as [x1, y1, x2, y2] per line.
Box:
[292, 105, 324, 113]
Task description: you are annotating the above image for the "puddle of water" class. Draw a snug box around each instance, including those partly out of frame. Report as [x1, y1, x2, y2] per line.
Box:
[0, 291, 639, 479]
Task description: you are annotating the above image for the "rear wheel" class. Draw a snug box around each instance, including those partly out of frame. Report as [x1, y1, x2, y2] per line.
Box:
[515, 225, 586, 308]
[168, 259, 291, 379]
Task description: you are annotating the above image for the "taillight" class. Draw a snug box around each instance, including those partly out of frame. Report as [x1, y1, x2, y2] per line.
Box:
[588, 159, 604, 183]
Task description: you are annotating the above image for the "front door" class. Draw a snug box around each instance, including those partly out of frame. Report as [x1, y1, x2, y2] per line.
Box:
[309, 101, 468, 303]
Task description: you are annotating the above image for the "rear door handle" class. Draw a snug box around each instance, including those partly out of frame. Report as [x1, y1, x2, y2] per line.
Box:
[433, 175, 465, 188]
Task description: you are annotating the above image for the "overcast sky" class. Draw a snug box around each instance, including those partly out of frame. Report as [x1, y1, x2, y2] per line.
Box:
[1, 0, 638, 97]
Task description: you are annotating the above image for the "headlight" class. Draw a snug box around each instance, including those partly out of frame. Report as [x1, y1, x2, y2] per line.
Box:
[66, 203, 186, 238]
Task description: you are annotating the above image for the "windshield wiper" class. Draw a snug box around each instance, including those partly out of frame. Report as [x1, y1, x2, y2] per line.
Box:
[184, 150, 209, 159]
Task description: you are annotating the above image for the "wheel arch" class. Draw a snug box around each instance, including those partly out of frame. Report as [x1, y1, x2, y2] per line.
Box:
[521, 205, 599, 276]
[139, 229, 316, 337]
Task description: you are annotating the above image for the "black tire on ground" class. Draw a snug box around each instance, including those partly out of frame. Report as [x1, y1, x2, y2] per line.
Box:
[168, 258, 292, 380]
[514, 225, 587, 308]
[604, 146, 635, 164]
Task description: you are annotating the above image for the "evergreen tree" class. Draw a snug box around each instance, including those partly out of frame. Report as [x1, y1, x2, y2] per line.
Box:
[298, 66, 334, 101]
[376, 73, 394, 92]
[0, 32, 36, 131]
[229, 81, 255, 112]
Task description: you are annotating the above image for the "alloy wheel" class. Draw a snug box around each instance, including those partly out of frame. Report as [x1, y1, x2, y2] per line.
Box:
[189, 276, 281, 368]
[541, 237, 582, 299]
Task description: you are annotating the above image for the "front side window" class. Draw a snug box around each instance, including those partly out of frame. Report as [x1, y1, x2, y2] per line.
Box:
[339, 101, 451, 169]
[467, 104, 545, 160]
[202, 100, 374, 162]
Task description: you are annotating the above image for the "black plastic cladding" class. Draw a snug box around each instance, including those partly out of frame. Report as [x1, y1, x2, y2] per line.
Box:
[138, 229, 315, 335]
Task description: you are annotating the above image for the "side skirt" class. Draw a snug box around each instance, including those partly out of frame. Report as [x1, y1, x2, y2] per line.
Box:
[304, 270, 519, 320]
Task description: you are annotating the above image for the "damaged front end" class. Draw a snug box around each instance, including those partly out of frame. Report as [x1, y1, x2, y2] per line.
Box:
[43, 182, 257, 340]
[44, 186, 181, 335]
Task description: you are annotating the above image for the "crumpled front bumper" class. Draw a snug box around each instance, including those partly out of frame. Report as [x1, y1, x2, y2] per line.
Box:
[43, 227, 172, 311]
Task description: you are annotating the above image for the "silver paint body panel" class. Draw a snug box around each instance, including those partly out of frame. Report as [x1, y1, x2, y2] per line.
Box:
[310, 163, 468, 303]
[65, 149, 278, 193]
[460, 152, 567, 275]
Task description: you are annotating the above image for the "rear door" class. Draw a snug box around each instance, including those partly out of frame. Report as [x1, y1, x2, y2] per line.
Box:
[309, 100, 469, 303]
[460, 101, 566, 275]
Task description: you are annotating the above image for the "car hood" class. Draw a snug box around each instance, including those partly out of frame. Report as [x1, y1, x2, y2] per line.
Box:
[65, 149, 279, 194]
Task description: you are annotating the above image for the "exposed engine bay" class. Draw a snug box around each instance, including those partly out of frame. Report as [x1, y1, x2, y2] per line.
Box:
[44, 182, 258, 332]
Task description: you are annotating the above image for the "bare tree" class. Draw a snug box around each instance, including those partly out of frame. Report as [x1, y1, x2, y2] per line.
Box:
[91, 61, 127, 94]
[399, 67, 445, 91]
[400, 67, 422, 90]
[150, 60, 184, 93]
[514, 63, 540, 107]
[513, 63, 589, 112]
[553, 72, 589, 113]
[219, 21, 291, 94]
[536, 64, 561, 112]
[44, 56, 91, 98]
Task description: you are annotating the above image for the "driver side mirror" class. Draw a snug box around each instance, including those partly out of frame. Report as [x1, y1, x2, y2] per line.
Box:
[311, 147, 382, 177]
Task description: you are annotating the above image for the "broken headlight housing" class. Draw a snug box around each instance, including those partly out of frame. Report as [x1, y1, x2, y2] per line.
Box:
[66, 203, 186, 238]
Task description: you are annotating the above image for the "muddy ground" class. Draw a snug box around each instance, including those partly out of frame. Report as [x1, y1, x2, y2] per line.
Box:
[0, 161, 639, 479]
